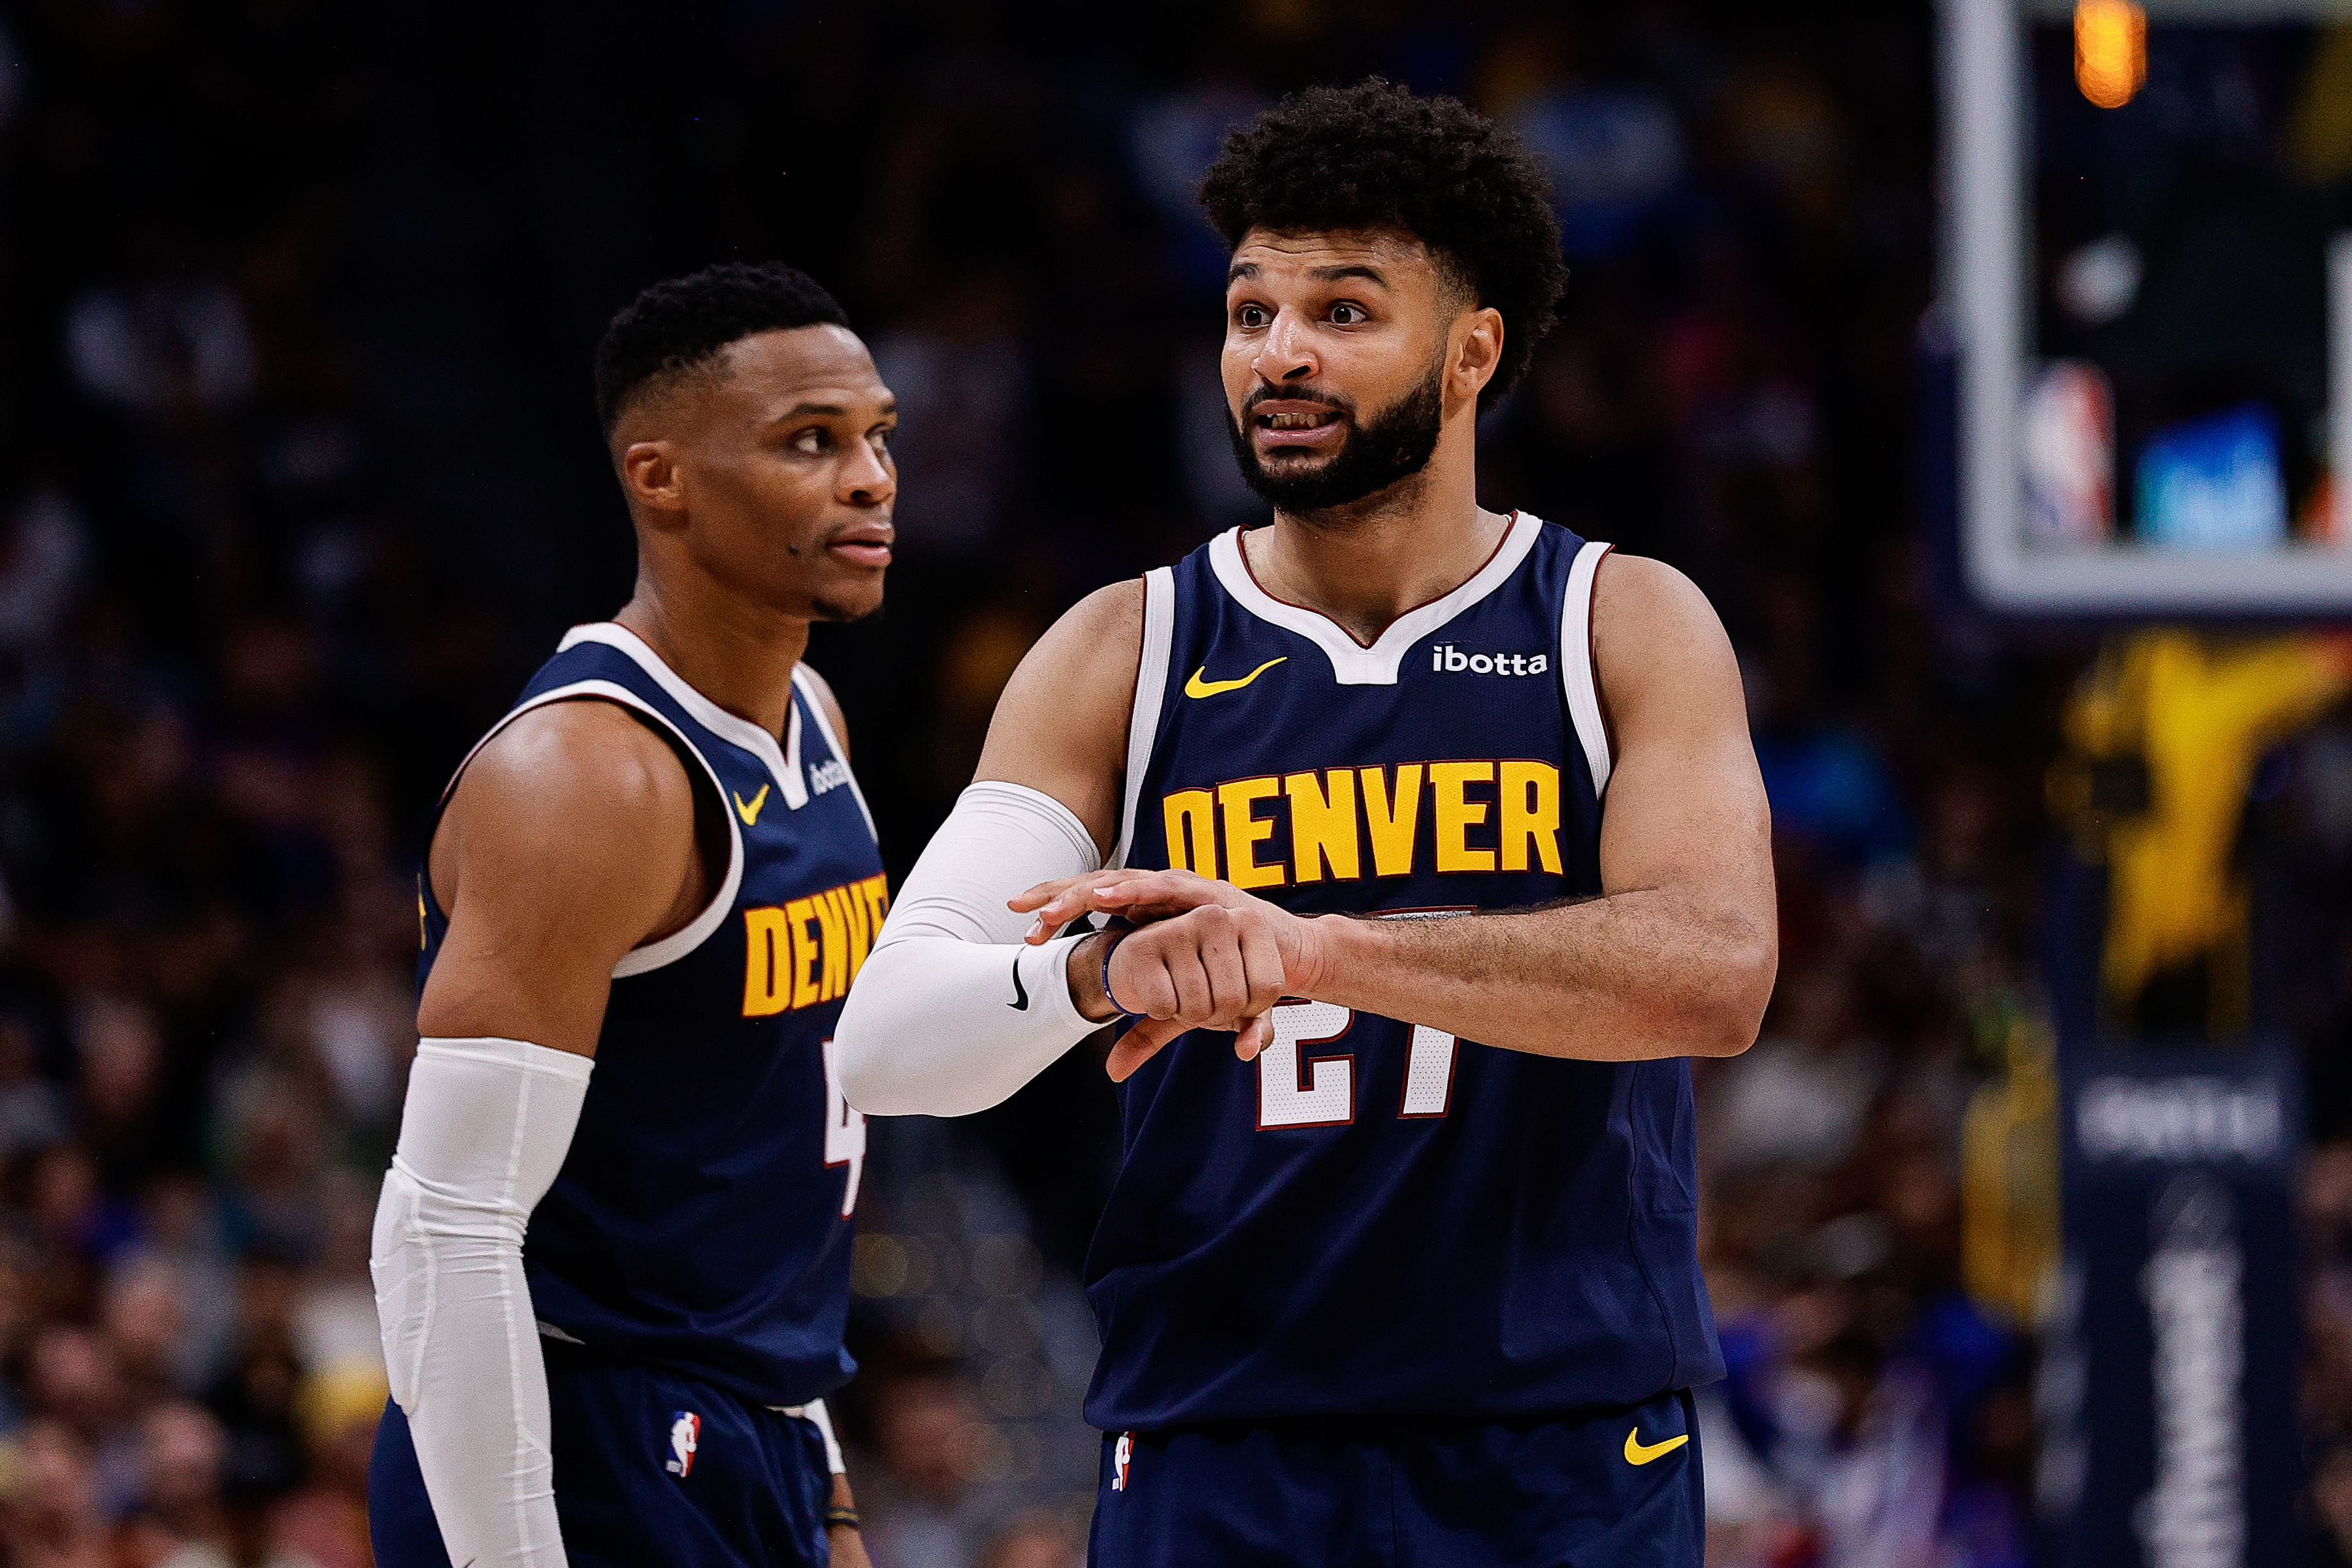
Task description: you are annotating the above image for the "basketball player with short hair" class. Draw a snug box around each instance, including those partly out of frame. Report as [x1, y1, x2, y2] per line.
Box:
[836, 82, 1776, 1565]
[368, 263, 890, 1568]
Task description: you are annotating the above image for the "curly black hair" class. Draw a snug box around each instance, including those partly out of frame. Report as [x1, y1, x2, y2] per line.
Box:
[1200, 80, 1566, 412]
[593, 261, 849, 433]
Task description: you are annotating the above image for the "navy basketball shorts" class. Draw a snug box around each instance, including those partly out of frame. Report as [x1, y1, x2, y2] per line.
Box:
[369, 1341, 836, 1568]
[1088, 1388, 1702, 1568]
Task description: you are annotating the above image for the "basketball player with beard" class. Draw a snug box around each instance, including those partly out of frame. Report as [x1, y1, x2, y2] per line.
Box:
[836, 82, 1776, 1566]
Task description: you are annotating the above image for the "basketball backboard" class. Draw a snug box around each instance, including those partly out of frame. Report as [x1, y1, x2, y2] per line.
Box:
[1943, 0, 2352, 612]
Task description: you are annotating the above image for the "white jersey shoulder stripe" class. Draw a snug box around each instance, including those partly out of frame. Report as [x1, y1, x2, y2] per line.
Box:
[1560, 540, 1614, 796]
[559, 622, 808, 811]
[1114, 568, 1177, 869]
[438, 678, 747, 980]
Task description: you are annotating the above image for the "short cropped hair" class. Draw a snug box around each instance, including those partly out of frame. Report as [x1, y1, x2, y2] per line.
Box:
[593, 261, 849, 433]
[1199, 80, 1567, 411]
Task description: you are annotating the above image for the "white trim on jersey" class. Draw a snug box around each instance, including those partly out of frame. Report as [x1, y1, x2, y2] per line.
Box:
[791, 664, 879, 845]
[1560, 540, 1615, 796]
[1206, 512, 1543, 686]
[436, 678, 747, 980]
[1113, 567, 1178, 868]
[797, 1398, 847, 1475]
[559, 622, 809, 811]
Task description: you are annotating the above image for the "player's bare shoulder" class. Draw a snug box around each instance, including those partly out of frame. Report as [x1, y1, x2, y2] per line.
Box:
[1588, 553, 1742, 727]
[1014, 577, 1148, 696]
[973, 578, 1146, 855]
[433, 698, 705, 943]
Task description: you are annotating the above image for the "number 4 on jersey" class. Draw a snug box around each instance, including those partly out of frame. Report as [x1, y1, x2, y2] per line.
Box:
[1257, 1001, 1458, 1128]
[821, 1038, 866, 1215]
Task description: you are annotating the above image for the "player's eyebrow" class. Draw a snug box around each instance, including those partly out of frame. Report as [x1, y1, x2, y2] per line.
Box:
[1223, 261, 1392, 288]
[768, 399, 896, 422]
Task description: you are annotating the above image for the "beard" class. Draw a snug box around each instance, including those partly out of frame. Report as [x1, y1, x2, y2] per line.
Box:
[1224, 361, 1446, 517]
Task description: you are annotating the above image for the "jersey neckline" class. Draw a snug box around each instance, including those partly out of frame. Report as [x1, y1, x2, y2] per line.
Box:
[560, 621, 809, 811]
[1207, 512, 1543, 686]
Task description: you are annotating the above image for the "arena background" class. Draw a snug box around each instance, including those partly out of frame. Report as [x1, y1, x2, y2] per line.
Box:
[0, 3, 2345, 1565]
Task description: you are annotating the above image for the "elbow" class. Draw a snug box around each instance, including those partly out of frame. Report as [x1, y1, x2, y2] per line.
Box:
[834, 1041, 890, 1117]
[1686, 924, 1778, 1059]
[838, 1037, 993, 1120]
[832, 997, 907, 1117]
[834, 988, 998, 1120]
[838, 1052, 931, 1119]
[834, 949, 946, 1117]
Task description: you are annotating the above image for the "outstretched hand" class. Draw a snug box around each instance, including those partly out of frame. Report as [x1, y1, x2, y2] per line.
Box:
[1011, 866, 1226, 942]
[1009, 868, 1328, 1081]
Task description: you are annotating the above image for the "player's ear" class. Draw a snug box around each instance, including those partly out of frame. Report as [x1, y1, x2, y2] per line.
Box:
[620, 440, 687, 520]
[1450, 306, 1504, 408]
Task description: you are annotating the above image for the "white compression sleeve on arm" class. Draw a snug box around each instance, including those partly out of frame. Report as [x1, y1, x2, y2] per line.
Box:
[372, 1036, 593, 1568]
[836, 781, 1104, 1117]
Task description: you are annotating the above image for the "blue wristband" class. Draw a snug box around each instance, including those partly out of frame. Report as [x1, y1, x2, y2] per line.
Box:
[1099, 931, 1143, 1022]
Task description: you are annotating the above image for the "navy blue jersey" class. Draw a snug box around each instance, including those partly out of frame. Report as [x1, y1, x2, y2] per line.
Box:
[1085, 514, 1722, 1431]
[418, 623, 883, 1409]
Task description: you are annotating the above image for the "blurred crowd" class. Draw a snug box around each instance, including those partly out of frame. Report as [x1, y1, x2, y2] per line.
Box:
[0, 2, 2344, 1566]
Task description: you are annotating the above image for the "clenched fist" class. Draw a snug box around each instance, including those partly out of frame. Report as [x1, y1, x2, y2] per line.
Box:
[1009, 868, 1333, 1081]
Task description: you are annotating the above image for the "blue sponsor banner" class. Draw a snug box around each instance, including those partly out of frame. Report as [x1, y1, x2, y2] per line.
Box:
[2045, 1048, 2302, 1567]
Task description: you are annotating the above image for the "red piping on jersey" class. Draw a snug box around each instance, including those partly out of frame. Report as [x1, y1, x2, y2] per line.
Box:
[1235, 510, 1524, 651]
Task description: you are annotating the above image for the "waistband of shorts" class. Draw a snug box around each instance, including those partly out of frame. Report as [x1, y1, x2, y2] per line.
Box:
[536, 1321, 845, 1471]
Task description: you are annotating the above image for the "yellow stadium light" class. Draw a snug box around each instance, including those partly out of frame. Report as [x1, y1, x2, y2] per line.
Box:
[2076, 0, 2147, 110]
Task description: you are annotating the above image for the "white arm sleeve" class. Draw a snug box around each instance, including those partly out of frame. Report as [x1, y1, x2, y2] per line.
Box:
[372, 1036, 593, 1568]
[836, 781, 1105, 1117]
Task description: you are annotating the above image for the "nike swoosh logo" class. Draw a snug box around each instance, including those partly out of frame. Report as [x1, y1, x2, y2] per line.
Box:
[1624, 1428, 1690, 1465]
[1009, 953, 1030, 1011]
[1184, 657, 1286, 699]
[733, 783, 771, 826]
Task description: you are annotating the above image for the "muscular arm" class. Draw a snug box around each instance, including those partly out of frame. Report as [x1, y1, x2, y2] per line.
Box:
[421, 699, 706, 1052]
[380, 701, 704, 1568]
[1293, 555, 1774, 1058]
[971, 581, 1142, 853]
[1030, 556, 1776, 1073]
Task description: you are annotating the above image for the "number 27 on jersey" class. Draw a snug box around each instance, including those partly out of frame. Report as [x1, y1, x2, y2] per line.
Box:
[1256, 1001, 1458, 1130]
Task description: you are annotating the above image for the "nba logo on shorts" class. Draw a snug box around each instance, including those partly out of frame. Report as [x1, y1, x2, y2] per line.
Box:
[1111, 1430, 1134, 1492]
[666, 1411, 700, 1478]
